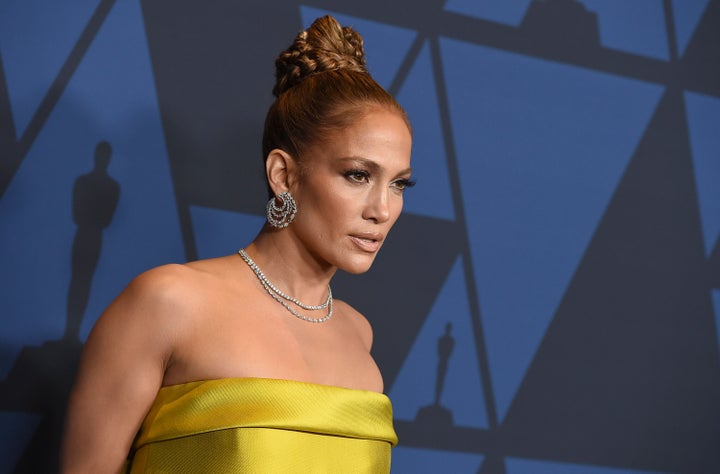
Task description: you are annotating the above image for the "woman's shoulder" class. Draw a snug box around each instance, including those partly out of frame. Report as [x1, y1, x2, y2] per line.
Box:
[110, 256, 234, 322]
[88, 257, 239, 346]
[125, 263, 199, 305]
[130, 256, 233, 295]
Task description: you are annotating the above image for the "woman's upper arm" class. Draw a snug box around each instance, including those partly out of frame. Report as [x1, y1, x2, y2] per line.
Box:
[61, 265, 188, 473]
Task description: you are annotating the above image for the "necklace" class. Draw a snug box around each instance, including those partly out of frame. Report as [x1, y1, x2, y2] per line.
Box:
[238, 249, 333, 323]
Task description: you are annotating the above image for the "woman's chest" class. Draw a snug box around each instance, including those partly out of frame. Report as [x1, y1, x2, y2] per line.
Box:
[162, 304, 382, 390]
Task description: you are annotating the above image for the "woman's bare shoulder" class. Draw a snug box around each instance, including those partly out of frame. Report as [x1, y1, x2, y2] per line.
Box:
[134, 258, 221, 287]
[126, 256, 234, 304]
[91, 259, 229, 336]
[129, 263, 195, 293]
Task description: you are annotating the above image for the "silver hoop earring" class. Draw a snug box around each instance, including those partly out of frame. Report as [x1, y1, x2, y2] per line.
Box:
[266, 191, 297, 228]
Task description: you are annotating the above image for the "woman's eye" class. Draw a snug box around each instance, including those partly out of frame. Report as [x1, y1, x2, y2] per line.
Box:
[391, 178, 416, 192]
[345, 170, 370, 183]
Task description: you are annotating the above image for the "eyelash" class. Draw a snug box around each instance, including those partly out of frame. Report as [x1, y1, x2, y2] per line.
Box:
[392, 178, 416, 191]
[343, 169, 416, 192]
[344, 169, 370, 183]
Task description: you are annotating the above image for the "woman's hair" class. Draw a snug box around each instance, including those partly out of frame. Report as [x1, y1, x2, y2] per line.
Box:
[262, 15, 410, 166]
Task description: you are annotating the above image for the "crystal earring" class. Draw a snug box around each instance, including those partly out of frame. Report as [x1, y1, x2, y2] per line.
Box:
[266, 191, 297, 228]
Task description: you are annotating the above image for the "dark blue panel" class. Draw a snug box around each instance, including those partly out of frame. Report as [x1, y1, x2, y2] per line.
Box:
[443, 0, 533, 26]
[714, 290, 720, 357]
[440, 37, 664, 420]
[393, 445, 484, 474]
[0, 0, 99, 134]
[684, 91, 720, 257]
[190, 206, 265, 259]
[396, 42, 455, 220]
[507, 457, 669, 474]
[300, 6, 417, 90]
[581, 0, 669, 60]
[0, 412, 42, 472]
[672, 0, 711, 55]
[390, 257, 487, 428]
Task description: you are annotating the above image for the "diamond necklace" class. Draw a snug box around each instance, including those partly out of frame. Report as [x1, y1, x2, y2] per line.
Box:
[238, 249, 333, 323]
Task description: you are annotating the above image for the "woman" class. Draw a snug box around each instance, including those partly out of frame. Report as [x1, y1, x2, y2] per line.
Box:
[61, 14, 413, 473]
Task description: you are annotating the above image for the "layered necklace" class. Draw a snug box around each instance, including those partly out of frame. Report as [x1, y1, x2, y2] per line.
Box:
[238, 249, 333, 323]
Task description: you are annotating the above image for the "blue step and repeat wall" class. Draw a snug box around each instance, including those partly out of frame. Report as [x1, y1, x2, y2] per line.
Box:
[1, 1, 719, 473]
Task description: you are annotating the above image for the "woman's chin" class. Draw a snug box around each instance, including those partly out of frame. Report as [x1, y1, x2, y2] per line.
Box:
[338, 255, 377, 275]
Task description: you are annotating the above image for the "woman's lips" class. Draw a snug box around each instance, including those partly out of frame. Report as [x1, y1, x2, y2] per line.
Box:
[349, 234, 383, 252]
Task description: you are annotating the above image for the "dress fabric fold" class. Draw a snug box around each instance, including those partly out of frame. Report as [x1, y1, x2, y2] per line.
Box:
[127, 377, 398, 473]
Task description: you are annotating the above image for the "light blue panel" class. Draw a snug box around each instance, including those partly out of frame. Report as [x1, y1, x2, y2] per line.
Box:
[0, 0, 99, 134]
[713, 290, 720, 359]
[672, 0, 711, 55]
[77, 0, 185, 338]
[440, 37, 664, 420]
[396, 42, 455, 220]
[392, 446, 484, 474]
[390, 257, 487, 428]
[0, 411, 42, 473]
[684, 91, 720, 257]
[190, 206, 265, 259]
[507, 457, 670, 474]
[580, 0, 669, 60]
[300, 6, 417, 90]
[443, 0, 533, 27]
[0, 0, 185, 366]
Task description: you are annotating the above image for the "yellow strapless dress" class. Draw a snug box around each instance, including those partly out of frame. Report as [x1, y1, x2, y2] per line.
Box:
[127, 377, 398, 473]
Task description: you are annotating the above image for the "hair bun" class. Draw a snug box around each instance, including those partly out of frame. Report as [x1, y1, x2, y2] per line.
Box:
[273, 15, 368, 97]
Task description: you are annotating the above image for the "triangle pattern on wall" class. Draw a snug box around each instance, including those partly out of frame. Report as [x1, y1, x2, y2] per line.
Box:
[684, 91, 720, 257]
[390, 256, 487, 428]
[0, 0, 100, 135]
[395, 41, 455, 221]
[440, 36, 664, 419]
[672, 0, 711, 55]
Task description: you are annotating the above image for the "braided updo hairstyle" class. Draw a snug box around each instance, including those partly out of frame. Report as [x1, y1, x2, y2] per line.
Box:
[262, 15, 410, 175]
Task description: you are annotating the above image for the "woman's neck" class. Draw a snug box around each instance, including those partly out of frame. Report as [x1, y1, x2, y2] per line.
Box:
[243, 228, 336, 305]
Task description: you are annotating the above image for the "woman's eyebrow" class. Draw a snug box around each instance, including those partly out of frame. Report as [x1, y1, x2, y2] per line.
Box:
[338, 157, 412, 176]
[338, 156, 381, 172]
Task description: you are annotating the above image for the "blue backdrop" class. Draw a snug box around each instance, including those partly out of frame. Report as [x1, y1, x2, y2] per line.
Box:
[1, 0, 719, 472]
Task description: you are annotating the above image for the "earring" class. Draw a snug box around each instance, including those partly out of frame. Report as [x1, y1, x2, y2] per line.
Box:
[266, 191, 297, 228]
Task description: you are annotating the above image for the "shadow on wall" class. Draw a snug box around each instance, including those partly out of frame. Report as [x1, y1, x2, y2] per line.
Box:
[0, 141, 119, 473]
[415, 322, 455, 428]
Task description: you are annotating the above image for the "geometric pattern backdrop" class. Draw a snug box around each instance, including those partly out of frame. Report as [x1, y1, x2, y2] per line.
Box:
[0, 1, 718, 472]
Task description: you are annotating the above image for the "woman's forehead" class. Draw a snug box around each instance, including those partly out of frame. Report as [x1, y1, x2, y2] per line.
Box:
[307, 114, 412, 171]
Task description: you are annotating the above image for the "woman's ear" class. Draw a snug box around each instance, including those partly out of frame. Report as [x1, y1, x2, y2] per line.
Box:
[265, 149, 298, 196]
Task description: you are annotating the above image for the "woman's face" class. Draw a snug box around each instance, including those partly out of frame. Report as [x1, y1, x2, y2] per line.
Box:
[290, 108, 413, 274]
